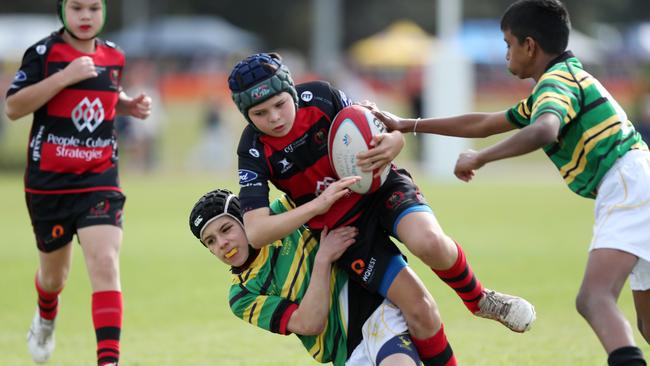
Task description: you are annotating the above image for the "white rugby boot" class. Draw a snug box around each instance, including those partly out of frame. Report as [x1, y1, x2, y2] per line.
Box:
[27, 310, 55, 363]
[475, 289, 536, 333]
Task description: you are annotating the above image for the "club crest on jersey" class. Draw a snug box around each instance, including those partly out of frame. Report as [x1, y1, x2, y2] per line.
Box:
[109, 69, 120, 90]
[238, 169, 258, 184]
[36, 45, 47, 55]
[249, 148, 260, 158]
[71, 97, 105, 132]
[251, 84, 271, 101]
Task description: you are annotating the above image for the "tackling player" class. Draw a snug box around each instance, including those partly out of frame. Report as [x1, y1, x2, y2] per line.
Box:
[189, 188, 444, 365]
[4, 0, 152, 364]
[374, 1, 649, 365]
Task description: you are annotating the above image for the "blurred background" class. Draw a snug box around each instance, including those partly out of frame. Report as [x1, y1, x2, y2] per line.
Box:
[1, 0, 649, 180]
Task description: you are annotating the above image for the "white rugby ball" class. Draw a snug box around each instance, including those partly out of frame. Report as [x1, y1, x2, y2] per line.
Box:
[328, 105, 390, 194]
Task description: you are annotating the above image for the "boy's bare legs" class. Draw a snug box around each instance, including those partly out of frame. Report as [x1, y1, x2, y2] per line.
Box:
[633, 289, 650, 344]
[28, 243, 74, 363]
[78, 225, 123, 366]
[386, 268, 458, 365]
[386, 267, 441, 339]
[577, 249, 640, 351]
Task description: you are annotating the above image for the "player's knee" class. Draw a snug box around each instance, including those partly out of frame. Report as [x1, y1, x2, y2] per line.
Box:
[404, 228, 447, 260]
[87, 253, 119, 282]
[575, 290, 598, 319]
[39, 273, 68, 292]
[401, 295, 441, 334]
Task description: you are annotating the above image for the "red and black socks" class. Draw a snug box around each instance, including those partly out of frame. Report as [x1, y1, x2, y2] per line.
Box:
[92, 291, 123, 366]
[35, 274, 62, 321]
[411, 324, 457, 366]
[432, 240, 484, 313]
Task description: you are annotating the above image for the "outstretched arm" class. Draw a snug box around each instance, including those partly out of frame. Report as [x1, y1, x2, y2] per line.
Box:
[286, 226, 357, 335]
[244, 176, 360, 248]
[454, 112, 561, 181]
[373, 109, 515, 138]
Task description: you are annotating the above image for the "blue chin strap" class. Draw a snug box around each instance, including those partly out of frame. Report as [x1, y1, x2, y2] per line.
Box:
[58, 0, 107, 41]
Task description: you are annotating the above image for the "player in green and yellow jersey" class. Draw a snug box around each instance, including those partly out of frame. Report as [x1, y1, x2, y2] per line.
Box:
[373, 1, 650, 365]
[188, 189, 458, 365]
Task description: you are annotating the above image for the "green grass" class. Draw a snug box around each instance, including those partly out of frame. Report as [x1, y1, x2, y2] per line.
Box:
[1, 171, 648, 365]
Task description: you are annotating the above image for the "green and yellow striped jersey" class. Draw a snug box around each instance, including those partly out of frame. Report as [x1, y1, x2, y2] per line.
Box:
[507, 52, 648, 198]
[228, 195, 350, 365]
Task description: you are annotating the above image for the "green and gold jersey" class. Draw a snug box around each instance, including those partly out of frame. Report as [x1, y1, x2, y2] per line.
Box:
[507, 52, 648, 198]
[228, 195, 350, 365]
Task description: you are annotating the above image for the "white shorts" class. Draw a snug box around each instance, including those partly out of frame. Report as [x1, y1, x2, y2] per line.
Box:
[346, 300, 411, 366]
[590, 149, 650, 290]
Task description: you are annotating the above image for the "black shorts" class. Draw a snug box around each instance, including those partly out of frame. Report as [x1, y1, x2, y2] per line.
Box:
[25, 190, 126, 253]
[335, 168, 429, 292]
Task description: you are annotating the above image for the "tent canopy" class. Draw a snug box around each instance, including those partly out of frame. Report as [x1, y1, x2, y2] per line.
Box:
[349, 20, 435, 68]
[349, 19, 604, 68]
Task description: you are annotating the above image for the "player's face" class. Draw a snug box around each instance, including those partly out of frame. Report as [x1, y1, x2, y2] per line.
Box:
[64, 0, 105, 39]
[503, 29, 534, 79]
[201, 216, 250, 267]
[247, 92, 296, 137]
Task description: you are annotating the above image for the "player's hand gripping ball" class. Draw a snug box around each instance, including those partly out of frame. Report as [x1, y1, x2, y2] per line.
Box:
[328, 105, 390, 194]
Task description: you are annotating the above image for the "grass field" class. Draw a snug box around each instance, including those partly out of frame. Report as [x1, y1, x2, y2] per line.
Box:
[0, 170, 648, 366]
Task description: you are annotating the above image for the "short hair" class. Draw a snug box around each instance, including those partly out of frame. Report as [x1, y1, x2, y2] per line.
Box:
[500, 0, 571, 55]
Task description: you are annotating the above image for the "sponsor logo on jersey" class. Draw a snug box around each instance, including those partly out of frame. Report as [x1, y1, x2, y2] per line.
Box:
[36, 45, 47, 55]
[300, 91, 313, 102]
[238, 169, 258, 184]
[71, 97, 105, 132]
[277, 158, 293, 174]
[283, 134, 308, 153]
[249, 148, 260, 158]
[30, 125, 45, 162]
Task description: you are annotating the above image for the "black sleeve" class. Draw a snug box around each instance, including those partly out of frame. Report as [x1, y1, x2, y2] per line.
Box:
[6, 43, 45, 98]
[296, 80, 354, 120]
[237, 126, 272, 213]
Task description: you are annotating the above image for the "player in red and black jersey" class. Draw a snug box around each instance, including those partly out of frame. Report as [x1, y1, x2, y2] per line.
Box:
[4, 1, 151, 365]
[232, 53, 536, 365]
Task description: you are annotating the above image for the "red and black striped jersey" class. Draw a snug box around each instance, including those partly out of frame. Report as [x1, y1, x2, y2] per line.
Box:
[237, 81, 365, 229]
[6, 30, 124, 194]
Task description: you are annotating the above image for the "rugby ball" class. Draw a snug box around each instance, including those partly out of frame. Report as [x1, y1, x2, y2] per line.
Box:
[328, 105, 390, 194]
